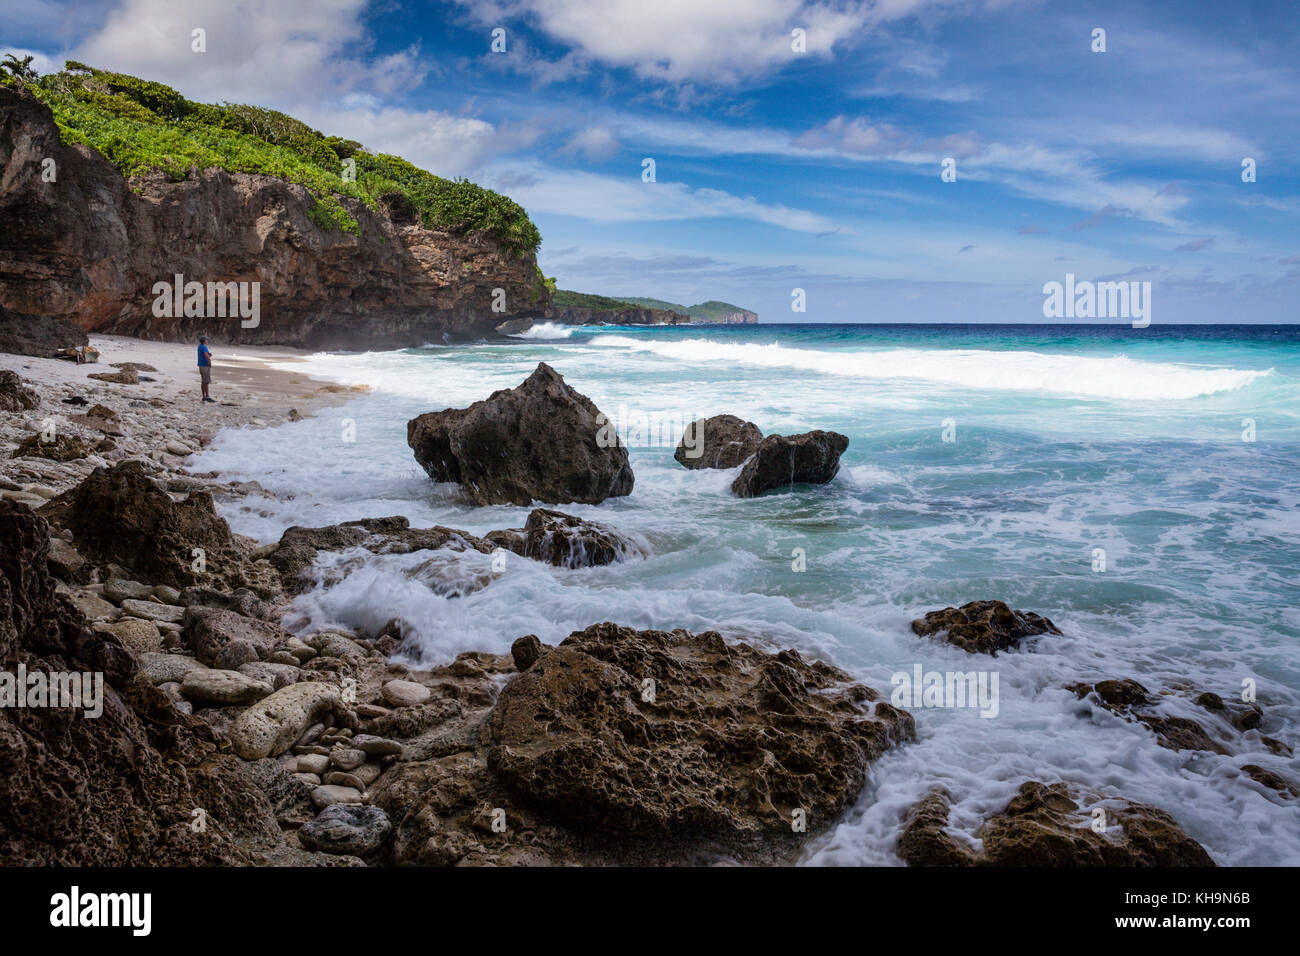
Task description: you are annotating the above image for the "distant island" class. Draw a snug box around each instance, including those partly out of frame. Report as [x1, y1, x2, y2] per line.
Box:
[548, 290, 758, 326]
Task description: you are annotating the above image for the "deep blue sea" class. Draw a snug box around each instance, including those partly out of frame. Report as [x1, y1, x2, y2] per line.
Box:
[195, 322, 1300, 865]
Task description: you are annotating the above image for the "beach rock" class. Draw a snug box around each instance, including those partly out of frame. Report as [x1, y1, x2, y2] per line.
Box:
[0, 499, 270, 864]
[299, 804, 391, 855]
[120, 597, 185, 624]
[330, 748, 367, 771]
[238, 660, 299, 689]
[511, 634, 544, 671]
[898, 783, 1214, 867]
[181, 668, 274, 705]
[38, 460, 277, 595]
[66, 588, 119, 623]
[675, 414, 763, 469]
[87, 367, 138, 385]
[0, 370, 39, 411]
[309, 630, 368, 661]
[139, 651, 208, 685]
[102, 577, 153, 603]
[13, 433, 90, 462]
[311, 785, 363, 809]
[486, 622, 914, 835]
[294, 754, 331, 775]
[97, 617, 162, 656]
[730, 430, 849, 498]
[407, 363, 635, 506]
[45, 537, 87, 583]
[382, 679, 431, 708]
[911, 600, 1062, 655]
[178, 585, 274, 620]
[351, 734, 403, 756]
[183, 606, 293, 669]
[228, 681, 343, 760]
[486, 508, 648, 568]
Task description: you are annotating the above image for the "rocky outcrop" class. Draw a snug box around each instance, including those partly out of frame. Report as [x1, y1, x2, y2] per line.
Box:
[0, 303, 89, 356]
[0, 370, 39, 411]
[675, 414, 763, 470]
[485, 508, 648, 568]
[730, 430, 849, 497]
[0, 87, 545, 348]
[407, 363, 634, 506]
[486, 622, 914, 836]
[898, 783, 1214, 866]
[0, 499, 280, 864]
[911, 600, 1062, 655]
[13, 433, 89, 461]
[37, 459, 278, 596]
[546, 305, 689, 326]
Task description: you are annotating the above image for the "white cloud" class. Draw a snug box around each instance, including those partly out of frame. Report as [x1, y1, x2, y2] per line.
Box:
[564, 125, 620, 160]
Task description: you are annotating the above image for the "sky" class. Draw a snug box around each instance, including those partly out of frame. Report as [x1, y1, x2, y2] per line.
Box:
[3, 0, 1299, 323]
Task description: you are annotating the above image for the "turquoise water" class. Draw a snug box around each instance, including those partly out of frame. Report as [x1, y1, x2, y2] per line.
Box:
[196, 323, 1300, 865]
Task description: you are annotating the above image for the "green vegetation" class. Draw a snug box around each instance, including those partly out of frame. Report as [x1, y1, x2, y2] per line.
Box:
[7, 60, 541, 253]
[555, 291, 756, 321]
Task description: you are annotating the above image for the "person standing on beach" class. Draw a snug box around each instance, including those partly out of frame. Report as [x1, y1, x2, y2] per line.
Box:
[197, 335, 215, 403]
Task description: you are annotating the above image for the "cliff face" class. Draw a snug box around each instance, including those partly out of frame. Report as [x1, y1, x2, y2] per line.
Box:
[0, 89, 546, 348]
[704, 310, 758, 325]
[546, 305, 690, 326]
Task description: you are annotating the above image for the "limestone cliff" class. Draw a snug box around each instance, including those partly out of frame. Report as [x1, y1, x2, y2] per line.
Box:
[0, 88, 547, 349]
[546, 305, 690, 326]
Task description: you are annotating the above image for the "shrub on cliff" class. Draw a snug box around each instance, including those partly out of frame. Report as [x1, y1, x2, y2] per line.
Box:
[21, 61, 541, 255]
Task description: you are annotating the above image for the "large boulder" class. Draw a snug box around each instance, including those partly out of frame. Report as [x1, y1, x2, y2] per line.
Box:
[730, 430, 848, 498]
[675, 414, 763, 469]
[228, 681, 344, 759]
[911, 600, 1061, 655]
[898, 783, 1214, 866]
[0, 500, 275, 864]
[406, 363, 634, 506]
[486, 622, 914, 836]
[0, 370, 39, 411]
[38, 460, 277, 595]
[183, 606, 294, 669]
[485, 508, 648, 568]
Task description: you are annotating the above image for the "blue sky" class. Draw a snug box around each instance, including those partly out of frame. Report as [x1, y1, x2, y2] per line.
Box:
[5, 0, 1299, 322]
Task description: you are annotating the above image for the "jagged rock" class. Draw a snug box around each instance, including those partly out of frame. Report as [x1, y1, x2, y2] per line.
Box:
[87, 367, 138, 385]
[911, 600, 1061, 655]
[0, 499, 273, 864]
[675, 414, 763, 469]
[13, 433, 90, 461]
[730, 430, 848, 497]
[486, 622, 914, 835]
[229, 681, 343, 760]
[407, 363, 634, 506]
[0, 370, 39, 411]
[45, 537, 87, 583]
[511, 634, 544, 671]
[486, 508, 648, 568]
[299, 804, 392, 855]
[181, 668, 274, 705]
[38, 460, 278, 596]
[183, 606, 294, 669]
[1241, 764, 1300, 798]
[898, 783, 1214, 867]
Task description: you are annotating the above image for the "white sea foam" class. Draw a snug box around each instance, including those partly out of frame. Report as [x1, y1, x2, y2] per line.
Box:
[585, 335, 1271, 401]
[508, 321, 577, 339]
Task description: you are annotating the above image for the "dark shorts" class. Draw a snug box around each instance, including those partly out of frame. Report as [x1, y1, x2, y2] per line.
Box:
[199, 366, 211, 384]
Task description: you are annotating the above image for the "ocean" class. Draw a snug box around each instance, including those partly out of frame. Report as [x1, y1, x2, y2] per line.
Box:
[192, 322, 1300, 865]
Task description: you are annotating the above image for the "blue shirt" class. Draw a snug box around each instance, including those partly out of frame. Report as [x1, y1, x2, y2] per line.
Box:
[197, 344, 211, 367]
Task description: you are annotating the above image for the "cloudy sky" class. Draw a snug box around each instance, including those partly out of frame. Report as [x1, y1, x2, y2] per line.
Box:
[5, 0, 1299, 322]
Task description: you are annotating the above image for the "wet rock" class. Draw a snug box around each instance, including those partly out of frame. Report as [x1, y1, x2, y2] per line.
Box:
[675, 414, 763, 469]
[309, 630, 368, 661]
[911, 600, 1062, 655]
[178, 585, 274, 620]
[898, 782, 1214, 867]
[407, 363, 635, 506]
[228, 682, 343, 760]
[181, 668, 274, 705]
[299, 804, 391, 855]
[511, 634, 544, 671]
[183, 606, 293, 669]
[487, 622, 914, 835]
[1241, 765, 1299, 799]
[730, 430, 848, 498]
[486, 508, 648, 568]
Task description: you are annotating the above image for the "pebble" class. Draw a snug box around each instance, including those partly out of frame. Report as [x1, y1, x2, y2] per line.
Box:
[354, 763, 382, 787]
[164, 440, 193, 456]
[310, 631, 368, 660]
[355, 702, 391, 718]
[293, 753, 330, 775]
[381, 679, 431, 707]
[152, 584, 182, 604]
[330, 748, 366, 771]
[68, 590, 120, 623]
[292, 773, 322, 787]
[310, 785, 363, 809]
[352, 734, 403, 756]
[102, 578, 154, 603]
[323, 771, 366, 791]
[119, 598, 185, 623]
[139, 651, 207, 685]
[181, 669, 274, 705]
[285, 636, 317, 662]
